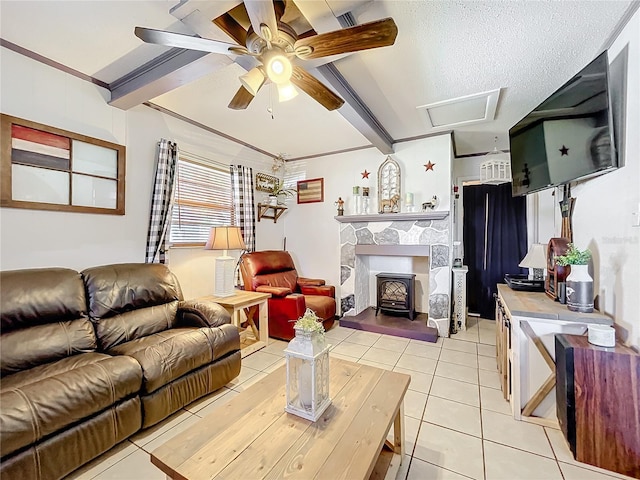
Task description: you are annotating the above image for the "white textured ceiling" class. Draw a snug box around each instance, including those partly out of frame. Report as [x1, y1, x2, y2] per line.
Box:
[0, 0, 634, 158]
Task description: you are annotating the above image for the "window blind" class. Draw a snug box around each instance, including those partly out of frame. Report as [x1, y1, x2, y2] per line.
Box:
[169, 159, 234, 245]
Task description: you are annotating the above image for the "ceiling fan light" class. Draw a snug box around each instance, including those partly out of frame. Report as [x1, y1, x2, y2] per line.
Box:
[239, 67, 265, 96]
[265, 53, 292, 84]
[277, 82, 299, 102]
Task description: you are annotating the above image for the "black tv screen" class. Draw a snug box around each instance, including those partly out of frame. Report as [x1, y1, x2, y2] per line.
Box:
[509, 51, 618, 196]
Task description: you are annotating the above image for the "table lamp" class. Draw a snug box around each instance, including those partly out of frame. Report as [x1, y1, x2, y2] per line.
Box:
[519, 243, 547, 280]
[205, 226, 246, 297]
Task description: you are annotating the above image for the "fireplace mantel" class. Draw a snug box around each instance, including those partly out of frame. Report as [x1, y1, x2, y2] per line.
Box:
[334, 211, 449, 223]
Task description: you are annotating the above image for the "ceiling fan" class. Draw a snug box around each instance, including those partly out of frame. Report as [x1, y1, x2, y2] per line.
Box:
[134, 0, 398, 111]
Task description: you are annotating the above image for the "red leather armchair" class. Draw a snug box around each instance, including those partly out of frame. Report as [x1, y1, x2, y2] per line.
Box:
[239, 250, 336, 340]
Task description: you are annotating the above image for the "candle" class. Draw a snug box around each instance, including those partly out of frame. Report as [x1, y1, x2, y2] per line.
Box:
[353, 186, 360, 195]
[405, 192, 414, 205]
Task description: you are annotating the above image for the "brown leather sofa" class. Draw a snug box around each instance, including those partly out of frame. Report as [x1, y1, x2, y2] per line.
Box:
[239, 250, 336, 340]
[0, 263, 241, 480]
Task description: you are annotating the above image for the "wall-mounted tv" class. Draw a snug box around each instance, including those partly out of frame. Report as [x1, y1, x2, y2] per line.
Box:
[509, 51, 618, 196]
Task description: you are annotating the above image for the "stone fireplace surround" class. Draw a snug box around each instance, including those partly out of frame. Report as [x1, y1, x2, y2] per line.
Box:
[337, 212, 452, 336]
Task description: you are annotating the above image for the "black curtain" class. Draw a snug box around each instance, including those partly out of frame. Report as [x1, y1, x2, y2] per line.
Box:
[463, 183, 527, 319]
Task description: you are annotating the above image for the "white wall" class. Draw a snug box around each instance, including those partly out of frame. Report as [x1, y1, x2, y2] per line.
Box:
[0, 47, 141, 271]
[0, 47, 274, 297]
[536, 9, 640, 348]
[282, 134, 453, 305]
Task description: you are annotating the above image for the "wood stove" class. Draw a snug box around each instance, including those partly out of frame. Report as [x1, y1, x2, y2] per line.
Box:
[376, 273, 416, 320]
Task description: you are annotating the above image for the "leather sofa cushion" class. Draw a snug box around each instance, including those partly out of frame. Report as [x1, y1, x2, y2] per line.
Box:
[1, 353, 113, 391]
[303, 295, 336, 321]
[0, 354, 142, 458]
[241, 250, 296, 277]
[0, 268, 86, 332]
[107, 325, 238, 394]
[92, 301, 179, 351]
[82, 263, 182, 320]
[1, 320, 97, 377]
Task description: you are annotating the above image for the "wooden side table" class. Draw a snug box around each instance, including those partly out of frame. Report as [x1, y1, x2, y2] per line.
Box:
[204, 290, 271, 357]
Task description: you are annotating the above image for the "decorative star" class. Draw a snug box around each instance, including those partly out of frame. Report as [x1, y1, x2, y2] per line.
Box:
[361, 170, 370, 179]
[559, 145, 569, 156]
[424, 161, 435, 171]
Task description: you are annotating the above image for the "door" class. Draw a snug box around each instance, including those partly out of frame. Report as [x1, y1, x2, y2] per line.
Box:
[463, 183, 527, 319]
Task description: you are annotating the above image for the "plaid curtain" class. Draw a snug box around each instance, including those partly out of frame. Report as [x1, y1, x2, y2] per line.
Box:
[230, 165, 256, 252]
[145, 139, 178, 263]
[230, 165, 255, 286]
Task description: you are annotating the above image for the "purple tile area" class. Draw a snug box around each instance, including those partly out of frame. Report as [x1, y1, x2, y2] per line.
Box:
[339, 307, 438, 342]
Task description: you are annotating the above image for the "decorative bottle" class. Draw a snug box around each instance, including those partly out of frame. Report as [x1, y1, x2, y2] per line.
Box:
[362, 187, 370, 214]
[352, 186, 362, 215]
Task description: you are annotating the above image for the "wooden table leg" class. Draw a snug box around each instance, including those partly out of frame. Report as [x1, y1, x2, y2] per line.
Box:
[519, 320, 557, 417]
[393, 400, 405, 459]
[258, 299, 269, 345]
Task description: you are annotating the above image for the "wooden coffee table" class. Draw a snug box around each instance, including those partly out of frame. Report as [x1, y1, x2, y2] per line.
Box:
[150, 358, 410, 480]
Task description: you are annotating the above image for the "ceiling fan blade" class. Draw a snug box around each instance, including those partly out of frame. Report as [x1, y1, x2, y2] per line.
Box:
[294, 18, 398, 60]
[213, 13, 248, 46]
[244, 0, 279, 41]
[134, 27, 240, 55]
[228, 86, 256, 110]
[290, 66, 344, 111]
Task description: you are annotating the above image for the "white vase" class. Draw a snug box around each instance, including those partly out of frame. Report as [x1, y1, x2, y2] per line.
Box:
[565, 264, 594, 313]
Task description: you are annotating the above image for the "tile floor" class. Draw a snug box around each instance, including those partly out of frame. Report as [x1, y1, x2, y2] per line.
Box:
[67, 317, 634, 480]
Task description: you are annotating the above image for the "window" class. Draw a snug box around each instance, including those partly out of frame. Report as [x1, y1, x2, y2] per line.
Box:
[1, 114, 126, 215]
[169, 158, 234, 245]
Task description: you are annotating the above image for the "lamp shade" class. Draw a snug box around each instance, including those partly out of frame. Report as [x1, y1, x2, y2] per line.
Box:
[480, 137, 511, 185]
[239, 67, 265, 96]
[264, 51, 292, 84]
[519, 243, 547, 269]
[277, 82, 298, 102]
[204, 226, 246, 251]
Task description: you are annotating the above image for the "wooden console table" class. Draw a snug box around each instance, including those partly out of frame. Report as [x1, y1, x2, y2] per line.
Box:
[495, 284, 612, 427]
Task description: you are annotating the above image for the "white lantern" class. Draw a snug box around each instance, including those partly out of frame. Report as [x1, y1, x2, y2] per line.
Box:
[284, 326, 331, 421]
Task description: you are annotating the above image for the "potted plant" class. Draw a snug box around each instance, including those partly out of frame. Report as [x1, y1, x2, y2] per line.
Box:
[555, 243, 593, 313]
[268, 181, 297, 206]
[293, 308, 326, 341]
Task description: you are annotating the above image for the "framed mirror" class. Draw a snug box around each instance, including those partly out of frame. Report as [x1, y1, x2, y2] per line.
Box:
[377, 156, 401, 213]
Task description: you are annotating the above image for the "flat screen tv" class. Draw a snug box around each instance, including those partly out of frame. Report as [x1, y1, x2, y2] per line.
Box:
[509, 51, 618, 196]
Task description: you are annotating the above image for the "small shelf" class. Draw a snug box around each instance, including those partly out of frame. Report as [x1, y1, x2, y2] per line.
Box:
[257, 203, 287, 223]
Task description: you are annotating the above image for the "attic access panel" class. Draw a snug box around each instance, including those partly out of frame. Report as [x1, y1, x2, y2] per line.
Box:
[417, 88, 501, 129]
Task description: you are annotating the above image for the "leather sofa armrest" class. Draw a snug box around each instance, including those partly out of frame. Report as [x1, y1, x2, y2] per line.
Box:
[300, 285, 335, 297]
[297, 277, 326, 286]
[178, 299, 231, 328]
[256, 285, 292, 297]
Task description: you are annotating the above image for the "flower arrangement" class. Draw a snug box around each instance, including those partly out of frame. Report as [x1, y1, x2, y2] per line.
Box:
[293, 308, 325, 337]
[555, 243, 592, 266]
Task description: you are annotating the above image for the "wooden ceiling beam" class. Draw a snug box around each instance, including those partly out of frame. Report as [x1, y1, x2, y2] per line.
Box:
[108, 49, 232, 110]
[294, 0, 394, 153]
